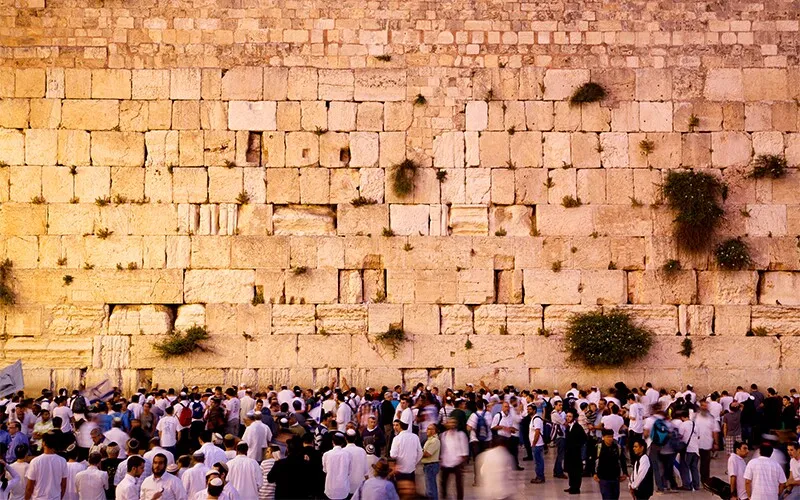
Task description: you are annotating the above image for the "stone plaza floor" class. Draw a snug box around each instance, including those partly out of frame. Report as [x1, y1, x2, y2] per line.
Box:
[418, 447, 731, 499]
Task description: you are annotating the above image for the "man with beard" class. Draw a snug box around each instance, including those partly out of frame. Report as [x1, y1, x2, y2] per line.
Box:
[139, 453, 187, 500]
[564, 410, 587, 495]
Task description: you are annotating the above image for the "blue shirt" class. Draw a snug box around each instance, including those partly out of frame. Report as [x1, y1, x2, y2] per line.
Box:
[5, 432, 28, 463]
[352, 477, 399, 500]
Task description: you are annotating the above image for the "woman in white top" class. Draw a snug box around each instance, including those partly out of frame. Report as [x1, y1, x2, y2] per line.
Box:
[0, 459, 21, 500]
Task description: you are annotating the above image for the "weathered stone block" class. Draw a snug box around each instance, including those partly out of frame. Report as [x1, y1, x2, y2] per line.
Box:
[524, 270, 581, 305]
[354, 69, 405, 101]
[272, 205, 335, 235]
[697, 271, 758, 305]
[91, 132, 145, 167]
[228, 101, 277, 131]
[184, 269, 254, 303]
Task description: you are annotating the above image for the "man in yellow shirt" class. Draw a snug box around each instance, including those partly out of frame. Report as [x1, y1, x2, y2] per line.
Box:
[421, 425, 441, 500]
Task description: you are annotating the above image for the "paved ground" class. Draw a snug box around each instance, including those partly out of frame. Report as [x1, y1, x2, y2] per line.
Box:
[416, 446, 731, 499]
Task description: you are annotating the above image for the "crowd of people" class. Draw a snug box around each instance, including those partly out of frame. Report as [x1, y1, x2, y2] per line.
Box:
[0, 379, 798, 499]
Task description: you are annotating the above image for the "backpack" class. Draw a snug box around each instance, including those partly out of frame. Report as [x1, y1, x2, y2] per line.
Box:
[71, 396, 88, 415]
[533, 415, 552, 445]
[191, 401, 204, 420]
[475, 411, 491, 441]
[177, 403, 192, 427]
[651, 418, 671, 446]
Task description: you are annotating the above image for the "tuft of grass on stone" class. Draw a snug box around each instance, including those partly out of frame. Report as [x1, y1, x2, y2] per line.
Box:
[662, 170, 725, 252]
[569, 82, 607, 106]
[126, 262, 138, 270]
[436, 170, 447, 182]
[30, 195, 45, 204]
[351, 196, 377, 207]
[375, 324, 407, 355]
[292, 266, 308, 275]
[561, 195, 582, 208]
[95, 196, 111, 207]
[56, 257, 67, 266]
[680, 337, 693, 358]
[639, 139, 655, 155]
[551, 260, 562, 272]
[374, 54, 392, 62]
[0, 259, 14, 305]
[382, 227, 395, 237]
[414, 94, 427, 106]
[714, 238, 751, 270]
[96, 228, 113, 239]
[391, 159, 418, 198]
[236, 191, 250, 205]
[62, 275, 74, 285]
[494, 228, 507, 237]
[688, 114, 700, 131]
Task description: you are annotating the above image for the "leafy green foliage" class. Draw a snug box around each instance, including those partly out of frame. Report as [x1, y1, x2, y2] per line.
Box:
[351, 196, 377, 207]
[564, 310, 654, 368]
[569, 82, 607, 106]
[0, 259, 14, 305]
[375, 325, 407, 356]
[414, 94, 427, 106]
[750, 154, 788, 179]
[714, 238, 751, 270]
[680, 337, 693, 358]
[662, 170, 725, 252]
[391, 159, 418, 198]
[236, 191, 250, 205]
[561, 195, 582, 208]
[153, 325, 210, 359]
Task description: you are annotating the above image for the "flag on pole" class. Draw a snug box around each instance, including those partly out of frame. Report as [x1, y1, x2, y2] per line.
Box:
[83, 378, 114, 404]
[0, 360, 24, 397]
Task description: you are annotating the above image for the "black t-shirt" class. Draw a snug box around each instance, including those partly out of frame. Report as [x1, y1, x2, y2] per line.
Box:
[100, 457, 122, 499]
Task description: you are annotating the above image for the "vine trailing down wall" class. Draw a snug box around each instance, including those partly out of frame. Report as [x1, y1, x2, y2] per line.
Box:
[0, 0, 800, 393]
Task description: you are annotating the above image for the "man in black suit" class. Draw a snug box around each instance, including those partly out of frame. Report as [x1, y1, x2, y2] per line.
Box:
[564, 409, 587, 495]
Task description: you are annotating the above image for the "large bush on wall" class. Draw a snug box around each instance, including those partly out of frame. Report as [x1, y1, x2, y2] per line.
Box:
[662, 170, 726, 252]
[564, 310, 654, 368]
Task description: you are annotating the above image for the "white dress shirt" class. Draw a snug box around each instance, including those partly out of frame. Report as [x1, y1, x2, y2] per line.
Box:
[115, 474, 140, 500]
[181, 463, 210, 498]
[144, 446, 176, 465]
[343, 443, 369, 494]
[728, 453, 748, 500]
[336, 403, 353, 431]
[242, 422, 269, 462]
[64, 461, 87, 500]
[630, 455, 651, 490]
[140, 473, 187, 500]
[226, 455, 263, 499]
[74, 465, 108, 500]
[197, 442, 228, 467]
[104, 428, 130, 458]
[439, 430, 469, 468]
[744, 456, 786, 500]
[322, 446, 352, 500]
[114, 456, 152, 486]
[628, 403, 645, 434]
[491, 411, 517, 438]
[389, 430, 423, 474]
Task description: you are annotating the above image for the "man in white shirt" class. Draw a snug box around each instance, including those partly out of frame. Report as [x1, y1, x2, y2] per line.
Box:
[745, 444, 786, 500]
[678, 411, 701, 491]
[343, 429, 369, 495]
[140, 453, 187, 500]
[322, 434, 352, 500]
[127, 395, 143, 420]
[51, 397, 74, 433]
[104, 419, 129, 459]
[336, 393, 353, 431]
[114, 440, 152, 488]
[143, 437, 176, 466]
[389, 420, 423, 484]
[785, 442, 800, 500]
[241, 412, 269, 462]
[239, 390, 256, 427]
[643, 383, 660, 415]
[75, 452, 108, 500]
[439, 417, 469, 499]
[157, 406, 180, 458]
[528, 404, 546, 484]
[729, 441, 749, 500]
[225, 442, 262, 499]
[491, 401, 521, 471]
[695, 400, 720, 484]
[24, 431, 68, 500]
[196, 432, 227, 468]
[627, 394, 645, 454]
[276, 386, 294, 407]
[181, 452, 210, 498]
[223, 389, 240, 436]
[600, 405, 625, 443]
[115, 455, 145, 500]
[734, 387, 751, 404]
[565, 383, 580, 400]
[396, 397, 414, 428]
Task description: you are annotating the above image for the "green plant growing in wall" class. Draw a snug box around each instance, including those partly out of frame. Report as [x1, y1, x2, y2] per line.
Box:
[639, 140, 655, 155]
[749, 154, 788, 179]
[236, 191, 250, 205]
[375, 324, 407, 356]
[436, 170, 447, 182]
[95, 196, 111, 207]
[391, 159, 418, 198]
[714, 238, 751, 270]
[561, 195, 582, 208]
[680, 337, 693, 358]
[565, 310, 654, 368]
[746, 327, 768, 337]
[464, 339, 473, 350]
[351, 196, 377, 207]
[374, 54, 392, 62]
[0, 259, 14, 305]
[96, 228, 114, 239]
[569, 82, 607, 106]
[251, 286, 265, 306]
[62, 275, 74, 285]
[662, 170, 725, 252]
[662, 259, 681, 275]
[30, 195, 45, 204]
[688, 114, 700, 131]
[414, 94, 427, 106]
[153, 325, 210, 358]
[382, 227, 395, 237]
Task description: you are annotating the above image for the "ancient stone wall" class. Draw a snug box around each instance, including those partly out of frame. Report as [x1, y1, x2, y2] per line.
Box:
[1, 0, 800, 393]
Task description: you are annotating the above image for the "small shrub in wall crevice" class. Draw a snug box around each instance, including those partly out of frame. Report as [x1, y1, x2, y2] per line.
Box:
[662, 170, 725, 252]
[680, 337, 693, 358]
[153, 325, 210, 359]
[564, 310, 654, 368]
[375, 325, 407, 356]
[714, 238, 751, 270]
[749, 154, 788, 179]
[391, 159, 418, 198]
[569, 82, 607, 106]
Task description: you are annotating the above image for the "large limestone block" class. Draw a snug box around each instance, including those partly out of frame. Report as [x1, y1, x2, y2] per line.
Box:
[221, 67, 263, 100]
[457, 269, 495, 304]
[506, 305, 543, 335]
[230, 236, 289, 269]
[433, 132, 465, 169]
[170, 68, 201, 100]
[473, 304, 506, 335]
[130, 334, 247, 369]
[247, 335, 300, 368]
[337, 204, 389, 236]
[91, 132, 145, 167]
[580, 270, 627, 305]
[297, 335, 352, 367]
[639, 102, 673, 132]
[535, 206, 594, 237]
[714, 305, 751, 336]
[42, 304, 108, 336]
[354, 69, 406, 101]
[627, 271, 697, 304]
[698, 271, 758, 305]
[401, 304, 439, 336]
[0, 99, 29, 128]
[760, 273, 800, 306]
[271, 304, 315, 334]
[285, 131, 319, 167]
[704, 69, 744, 101]
[316, 305, 367, 335]
[524, 270, 581, 305]
[0, 129, 25, 165]
[351, 333, 413, 368]
[712, 132, 752, 167]
[440, 305, 473, 335]
[132, 69, 170, 100]
[4, 337, 92, 368]
[228, 101, 277, 131]
[542, 69, 590, 100]
[524, 336, 569, 368]
[593, 206, 652, 236]
[95, 335, 131, 369]
[467, 336, 525, 368]
[174, 304, 206, 331]
[743, 69, 788, 101]
[47, 204, 98, 235]
[272, 205, 336, 236]
[367, 303, 403, 334]
[284, 269, 338, 304]
[679, 304, 713, 336]
[489, 206, 532, 237]
[318, 69, 354, 101]
[319, 132, 349, 168]
[746, 205, 787, 237]
[389, 204, 429, 236]
[751, 306, 800, 336]
[108, 304, 173, 336]
[692, 337, 780, 369]
[457, 367, 528, 391]
[61, 100, 119, 130]
[0, 204, 44, 235]
[4, 305, 42, 337]
[514, 169, 547, 204]
[449, 205, 488, 235]
[184, 270, 254, 304]
[287, 67, 317, 101]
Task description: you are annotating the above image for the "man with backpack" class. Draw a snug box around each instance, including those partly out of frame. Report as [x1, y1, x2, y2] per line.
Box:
[678, 410, 701, 491]
[528, 404, 547, 484]
[594, 429, 628, 499]
[551, 400, 568, 479]
[189, 394, 206, 449]
[466, 399, 492, 486]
